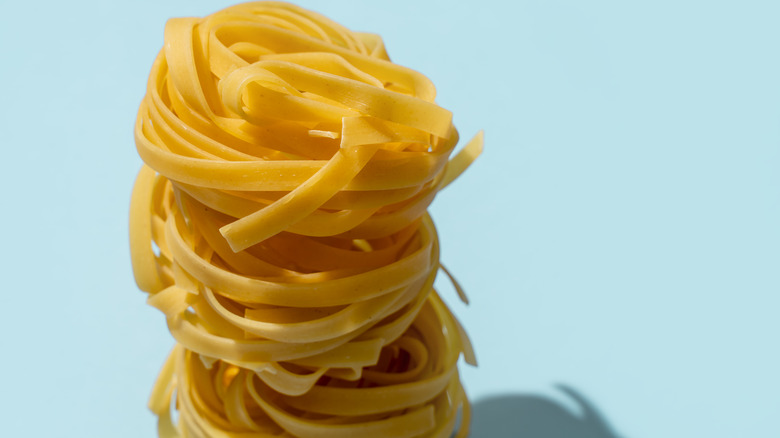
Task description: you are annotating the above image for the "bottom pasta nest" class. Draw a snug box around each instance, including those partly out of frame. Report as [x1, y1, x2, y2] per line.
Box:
[131, 167, 477, 437]
[149, 295, 472, 438]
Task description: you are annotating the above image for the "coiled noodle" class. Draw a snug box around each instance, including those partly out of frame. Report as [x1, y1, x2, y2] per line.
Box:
[129, 2, 482, 437]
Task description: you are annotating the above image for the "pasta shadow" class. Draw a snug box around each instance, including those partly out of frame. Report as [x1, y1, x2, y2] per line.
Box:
[468, 385, 624, 438]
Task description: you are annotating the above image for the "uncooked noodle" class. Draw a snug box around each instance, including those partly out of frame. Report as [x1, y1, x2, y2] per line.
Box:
[129, 2, 482, 436]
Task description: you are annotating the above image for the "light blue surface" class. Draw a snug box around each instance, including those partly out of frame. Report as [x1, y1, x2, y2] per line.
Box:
[2, 1, 779, 436]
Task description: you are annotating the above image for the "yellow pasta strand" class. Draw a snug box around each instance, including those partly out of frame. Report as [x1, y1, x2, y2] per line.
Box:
[129, 2, 482, 437]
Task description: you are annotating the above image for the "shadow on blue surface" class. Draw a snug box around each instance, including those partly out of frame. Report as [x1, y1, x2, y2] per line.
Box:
[469, 385, 623, 438]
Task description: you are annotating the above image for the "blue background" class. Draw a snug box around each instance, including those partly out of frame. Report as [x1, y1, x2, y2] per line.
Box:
[2, 0, 779, 436]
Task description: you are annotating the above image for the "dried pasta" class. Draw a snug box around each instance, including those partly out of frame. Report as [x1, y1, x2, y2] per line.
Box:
[129, 2, 482, 437]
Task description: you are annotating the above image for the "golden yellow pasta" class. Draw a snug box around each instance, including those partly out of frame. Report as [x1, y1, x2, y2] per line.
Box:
[129, 2, 482, 437]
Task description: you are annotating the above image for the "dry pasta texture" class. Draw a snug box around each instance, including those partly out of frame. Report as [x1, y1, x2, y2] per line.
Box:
[129, 2, 482, 437]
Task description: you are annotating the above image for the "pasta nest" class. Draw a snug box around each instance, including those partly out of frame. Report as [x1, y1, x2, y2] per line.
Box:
[129, 2, 481, 437]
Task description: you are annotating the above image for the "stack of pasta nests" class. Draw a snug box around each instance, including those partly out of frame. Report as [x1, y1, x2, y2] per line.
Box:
[129, 2, 482, 437]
